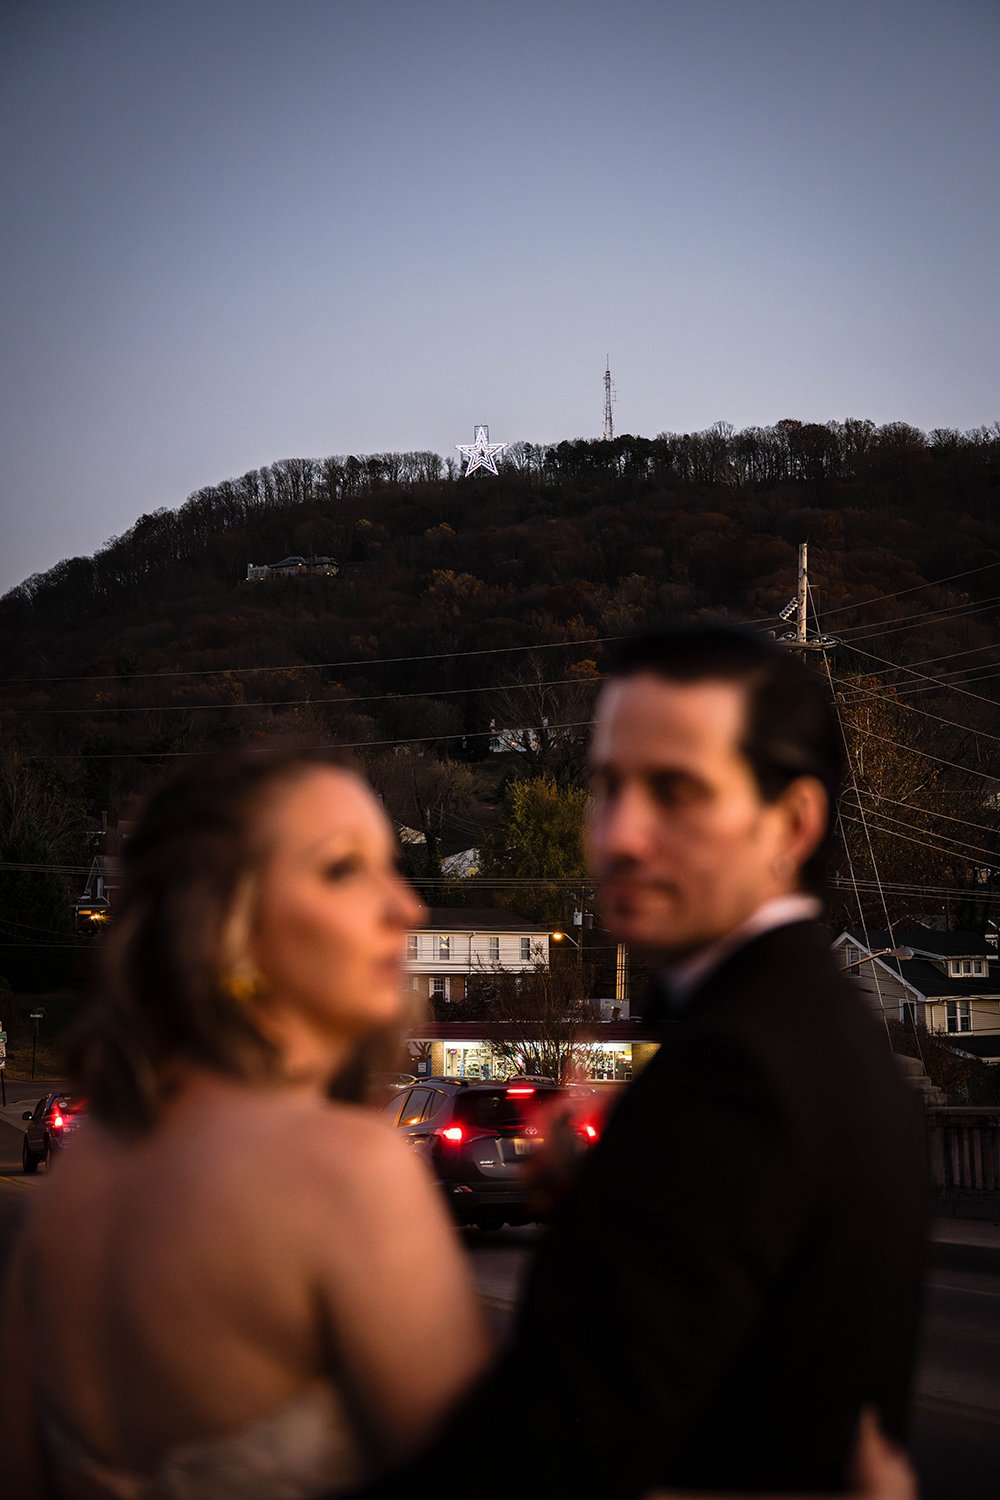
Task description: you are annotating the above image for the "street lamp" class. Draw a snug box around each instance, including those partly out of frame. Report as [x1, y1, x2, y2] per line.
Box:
[550, 930, 582, 965]
[841, 945, 914, 972]
[552, 930, 630, 1003]
[29, 1008, 44, 1080]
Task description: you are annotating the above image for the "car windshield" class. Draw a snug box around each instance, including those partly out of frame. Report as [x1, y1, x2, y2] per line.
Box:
[454, 1088, 559, 1131]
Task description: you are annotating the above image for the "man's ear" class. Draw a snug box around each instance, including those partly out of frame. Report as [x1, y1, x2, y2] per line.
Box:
[777, 775, 829, 875]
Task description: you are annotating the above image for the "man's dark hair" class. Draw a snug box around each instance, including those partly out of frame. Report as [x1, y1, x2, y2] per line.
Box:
[605, 620, 844, 896]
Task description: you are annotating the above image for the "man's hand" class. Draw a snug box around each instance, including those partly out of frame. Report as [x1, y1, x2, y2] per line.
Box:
[849, 1407, 917, 1500]
[644, 1407, 918, 1500]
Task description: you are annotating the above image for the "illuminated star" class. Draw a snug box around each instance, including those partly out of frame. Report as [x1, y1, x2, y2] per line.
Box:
[456, 424, 508, 476]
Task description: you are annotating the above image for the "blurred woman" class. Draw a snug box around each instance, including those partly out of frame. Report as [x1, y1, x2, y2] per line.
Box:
[0, 747, 492, 1497]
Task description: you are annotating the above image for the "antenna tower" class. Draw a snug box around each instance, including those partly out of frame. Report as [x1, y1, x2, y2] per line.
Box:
[603, 356, 614, 442]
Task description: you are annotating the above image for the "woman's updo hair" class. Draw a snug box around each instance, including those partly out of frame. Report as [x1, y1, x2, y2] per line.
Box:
[70, 744, 360, 1133]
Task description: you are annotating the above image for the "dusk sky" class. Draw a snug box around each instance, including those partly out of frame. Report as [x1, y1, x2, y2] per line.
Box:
[3, 0, 998, 596]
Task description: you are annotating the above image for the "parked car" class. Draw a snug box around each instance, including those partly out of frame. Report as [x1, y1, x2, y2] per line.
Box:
[368, 1071, 418, 1103]
[382, 1077, 599, 1231]
[21, 1093, 86, 1173]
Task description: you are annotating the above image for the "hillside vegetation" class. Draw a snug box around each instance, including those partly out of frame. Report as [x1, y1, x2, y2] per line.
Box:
[3, 415, 1000, 988]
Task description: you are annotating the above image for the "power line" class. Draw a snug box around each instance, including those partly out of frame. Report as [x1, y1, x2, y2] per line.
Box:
[833, 594, 1000, 645]
[19, 718, 602, 762]
[0, 613, 792, 691]
[0, 633, 621, 688]
[839, 642, 1000, 712]
[838, 809, 997, 867]
[846, 725, 1000, 783]
[850, 791, 1000, 841]
[1, 673, 603, 719]
[832, 669, 1000, 749]
[820, 560, 1000, 619]
[840, 798, 1000, 864]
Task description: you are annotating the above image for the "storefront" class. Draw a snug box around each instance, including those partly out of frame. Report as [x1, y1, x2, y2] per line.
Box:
[408, 1027, 646, 1083]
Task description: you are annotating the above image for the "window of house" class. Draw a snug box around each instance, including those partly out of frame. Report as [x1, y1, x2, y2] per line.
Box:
[900, 1000, 918, 1027]
[488, 935, 500, 962]
[520, 937, 531, 961]
[845, 943, 861, 976]
[437, 936, 451, 960]
[431, 976, 450, 1001]
[406, 934, 418, 960]
[946, 999, 972, 1033]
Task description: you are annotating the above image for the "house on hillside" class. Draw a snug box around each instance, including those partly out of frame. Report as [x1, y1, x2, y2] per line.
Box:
[245, 555, 338, 582]
[394, 825, 479, 877]
[405, 908, 550, 1009]
[833, 928, 1000, 1062]
[73, 818, 135, 934]
[488, 719, 547, 753]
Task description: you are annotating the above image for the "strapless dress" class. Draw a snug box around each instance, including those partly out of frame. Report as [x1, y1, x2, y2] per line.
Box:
[44, 1382, 368, 1500]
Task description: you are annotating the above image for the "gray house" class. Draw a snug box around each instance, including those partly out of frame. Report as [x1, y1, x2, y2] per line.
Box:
[833, 927, 1000, 1062]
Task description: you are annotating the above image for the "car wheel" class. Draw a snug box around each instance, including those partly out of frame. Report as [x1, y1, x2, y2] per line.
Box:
[474, 1210, 505, 1233]
[22, 1137, 39, 1174]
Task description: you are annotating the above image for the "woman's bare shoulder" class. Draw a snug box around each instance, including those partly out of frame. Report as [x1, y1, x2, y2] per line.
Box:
[225, 1089, 423, 1201]
[297, 1098, 433, 1202]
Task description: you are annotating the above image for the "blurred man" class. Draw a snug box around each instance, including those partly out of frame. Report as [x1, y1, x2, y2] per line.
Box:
[357, 622, 928, 1497]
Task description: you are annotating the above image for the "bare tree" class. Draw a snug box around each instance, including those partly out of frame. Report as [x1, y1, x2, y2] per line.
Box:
[468, 961, 597, 1084]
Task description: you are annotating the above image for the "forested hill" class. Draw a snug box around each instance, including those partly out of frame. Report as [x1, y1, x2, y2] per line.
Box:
[6, 416, 1000, 663]
[3, 415, 1000, 936]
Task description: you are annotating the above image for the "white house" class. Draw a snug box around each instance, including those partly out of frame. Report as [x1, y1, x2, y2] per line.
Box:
[404, 907, 551, 1007]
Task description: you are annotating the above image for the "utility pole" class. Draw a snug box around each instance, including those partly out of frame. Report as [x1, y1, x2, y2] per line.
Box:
[615, 942, 629, 1004]
[603, 356, 614, 442]
[779, 542, 837, 656]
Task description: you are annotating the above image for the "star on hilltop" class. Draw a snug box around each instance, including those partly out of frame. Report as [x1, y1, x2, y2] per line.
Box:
[456, 424, 507, 476]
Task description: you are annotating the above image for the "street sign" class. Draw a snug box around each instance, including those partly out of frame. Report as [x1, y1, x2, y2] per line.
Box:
[29, 1011, 44, 1020]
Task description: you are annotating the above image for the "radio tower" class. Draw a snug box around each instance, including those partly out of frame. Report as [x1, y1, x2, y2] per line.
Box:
[602, 356, 615, 441]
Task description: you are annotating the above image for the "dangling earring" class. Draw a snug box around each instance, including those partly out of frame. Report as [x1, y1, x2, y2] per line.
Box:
[223, 964, 262, 1003]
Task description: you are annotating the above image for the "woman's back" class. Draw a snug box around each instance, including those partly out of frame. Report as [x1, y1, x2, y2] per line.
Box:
[7, 1072, 489, 1495]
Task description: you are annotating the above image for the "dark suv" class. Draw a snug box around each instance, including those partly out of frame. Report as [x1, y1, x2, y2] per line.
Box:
[382, 1078, 566, 1231]
[21, 1093, 86, 1172]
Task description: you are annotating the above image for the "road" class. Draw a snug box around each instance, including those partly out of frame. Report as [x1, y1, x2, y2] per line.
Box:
[1, 1100, 997, 1497]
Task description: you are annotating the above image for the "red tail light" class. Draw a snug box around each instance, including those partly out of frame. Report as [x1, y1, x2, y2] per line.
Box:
[577, 1121, 599, 1142]
[51, 1110, 65, 1131]
[439, 1126, 465, 1144]
[506, 1086, 535, 1097]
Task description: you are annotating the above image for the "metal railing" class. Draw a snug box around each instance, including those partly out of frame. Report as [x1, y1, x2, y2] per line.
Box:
[925, 1108, 1000, 1192]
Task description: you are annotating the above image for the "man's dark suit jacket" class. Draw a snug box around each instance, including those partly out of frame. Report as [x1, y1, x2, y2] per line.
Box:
[365, 920, 929, 1498]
